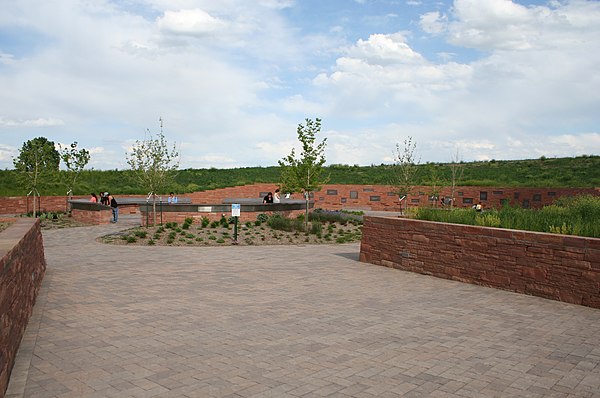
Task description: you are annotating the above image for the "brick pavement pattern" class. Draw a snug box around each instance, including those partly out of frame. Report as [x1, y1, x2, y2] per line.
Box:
[6, 218, 600, 397]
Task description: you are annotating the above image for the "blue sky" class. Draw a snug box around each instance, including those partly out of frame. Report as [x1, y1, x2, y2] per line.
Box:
[1, 0, 599, 170]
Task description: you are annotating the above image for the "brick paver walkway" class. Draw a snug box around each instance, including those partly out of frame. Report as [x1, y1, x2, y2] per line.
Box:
[6, 219, 600, 397]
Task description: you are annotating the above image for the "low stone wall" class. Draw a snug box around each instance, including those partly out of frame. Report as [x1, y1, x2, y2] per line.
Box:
[140, 202, 308, 226]
[0, 219, 46, 396]
[359, 216, 600, 308]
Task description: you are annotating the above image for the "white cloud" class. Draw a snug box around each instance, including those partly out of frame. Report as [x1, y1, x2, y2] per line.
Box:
[157, 9, 226, 37]
[420, 11, 447, 35]
[0, 117, 65, 127]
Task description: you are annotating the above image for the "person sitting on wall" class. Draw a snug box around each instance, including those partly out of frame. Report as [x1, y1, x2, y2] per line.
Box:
[90, 193, 98, 203]
[263, 192, 273, 204]
[273, 188, 281, 204]
[168, 192, 178, 204]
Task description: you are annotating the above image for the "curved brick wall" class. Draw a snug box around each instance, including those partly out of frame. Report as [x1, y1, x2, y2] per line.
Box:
[1, 185, 598, 216]
[360, 216, 600, 308]
[0, 219, 46, 396]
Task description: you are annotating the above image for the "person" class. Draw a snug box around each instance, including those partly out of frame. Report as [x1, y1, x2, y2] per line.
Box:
[168, 192, 178, 204]
[475, 202, 483, 212]
[90, 193, 98, 203]
[101, 191, 110, 206]
[285, 192, 291, 199]
[263, 192, 273, 204]
[273, 189, 281, 204]
[108, 193, 118, 222]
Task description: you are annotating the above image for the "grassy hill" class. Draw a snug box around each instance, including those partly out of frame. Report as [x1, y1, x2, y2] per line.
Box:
[0, 155, 598, 197]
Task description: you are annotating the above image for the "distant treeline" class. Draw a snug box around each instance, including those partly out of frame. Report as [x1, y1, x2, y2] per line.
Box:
[0, 155, 598, 197]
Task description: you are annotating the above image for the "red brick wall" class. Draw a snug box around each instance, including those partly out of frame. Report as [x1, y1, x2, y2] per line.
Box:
[359, 216, 600, 308]
[1, 185, 597, 216]
[71, 209, 113, 225]
[0, 219, 46, 396]
[187, 184, 598, 211]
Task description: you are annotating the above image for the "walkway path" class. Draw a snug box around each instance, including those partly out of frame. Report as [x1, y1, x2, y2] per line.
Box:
[6, 219, 600, 397]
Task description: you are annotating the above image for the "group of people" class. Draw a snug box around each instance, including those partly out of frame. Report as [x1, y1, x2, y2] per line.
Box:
[263, 189, 292, 204]
[90, 192, 119, 222]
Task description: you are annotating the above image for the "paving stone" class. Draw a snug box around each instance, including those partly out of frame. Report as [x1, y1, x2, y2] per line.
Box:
[5, 219, 600, 397]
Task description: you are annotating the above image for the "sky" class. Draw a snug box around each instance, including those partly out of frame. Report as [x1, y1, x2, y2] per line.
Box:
[0, 0, 599, 170]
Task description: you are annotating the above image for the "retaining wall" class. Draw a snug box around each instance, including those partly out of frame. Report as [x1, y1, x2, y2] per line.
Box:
[2, 185, 596, 216]
[0, 219, 46, 396]
[359, 216, 600, 308]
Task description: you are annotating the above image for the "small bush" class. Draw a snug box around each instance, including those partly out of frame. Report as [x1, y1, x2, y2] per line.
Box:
[256, 213, 269, 223]
[182, 223, 190, 230]
[219, 215, 228, 227]
[216, 238, 225, 243]
[196, 237, 204, 242]
[185, 217, 194, 225]
[126, 236, 137, 243]
[186, 233, 194, 239]
[210, 221, 219, 229]
[245, 221, 253, 228]
[208, 235, 217, 240]
[201, 217, 210, 228]
[147, 239, 155, 246]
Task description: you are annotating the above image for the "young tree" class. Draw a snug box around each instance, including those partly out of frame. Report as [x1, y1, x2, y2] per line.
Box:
[59, 141, 90, 211]
[392, 136, 420, 214]
[126, 119, 179, 225]
[449, 148, 465, 209]
[278, 118, 328, 227]
[13, 137, 60, 217]
[425, 164, 445, 208]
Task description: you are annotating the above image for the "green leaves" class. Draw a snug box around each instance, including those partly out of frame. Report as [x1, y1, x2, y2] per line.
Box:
[13, 137, 61, 193]
[278, 118, 328, 195]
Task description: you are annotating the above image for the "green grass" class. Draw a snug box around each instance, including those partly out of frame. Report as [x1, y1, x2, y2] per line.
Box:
[1, 155, 598, 196]
[415, 195, 600, 238]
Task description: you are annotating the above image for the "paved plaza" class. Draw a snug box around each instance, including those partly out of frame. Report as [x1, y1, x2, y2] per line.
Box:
[6, 218, 600, 397]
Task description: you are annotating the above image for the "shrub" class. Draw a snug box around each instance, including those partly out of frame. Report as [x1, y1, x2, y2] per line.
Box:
[245, 221, 253, 228]
[196, 237, 204, 242]
[210, 221, 219, 228]
[245, 237, 254, 245]
[216, 238, 225, 243]
[219, 215, 228, 227]
[310, 221, 322, 236]
[182, 223, 190, 230]
[208, 235, 217, 240]
[201, 217, 210, 228]
[475, 213, 501, 228]
[184, 217, 194, 225]
[156, 226, 165, 233]
[256, 213, 269, 223]
[148, 239, 155, 246]
[186, 233, 194, 239]
[134, 230, 147, 238]
[267, 214, 294, 231]
[126, 236, 137, 243]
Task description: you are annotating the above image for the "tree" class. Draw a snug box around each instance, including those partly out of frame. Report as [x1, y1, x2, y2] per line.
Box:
[59, 141, 90, 211]
[126, 119, 179, 226]
[449, 148, 465, 209]
[278, 118, 328, 227]
[425, 164, 445, 207]
[13, 137, 60, 217]
[392, 136, 420, 214]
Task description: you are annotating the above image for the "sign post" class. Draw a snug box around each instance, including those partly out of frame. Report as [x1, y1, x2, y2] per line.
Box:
[231, 204, 241, 243]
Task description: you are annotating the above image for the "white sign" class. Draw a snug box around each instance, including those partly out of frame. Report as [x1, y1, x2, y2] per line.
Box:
[231, 203, 241, 217]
